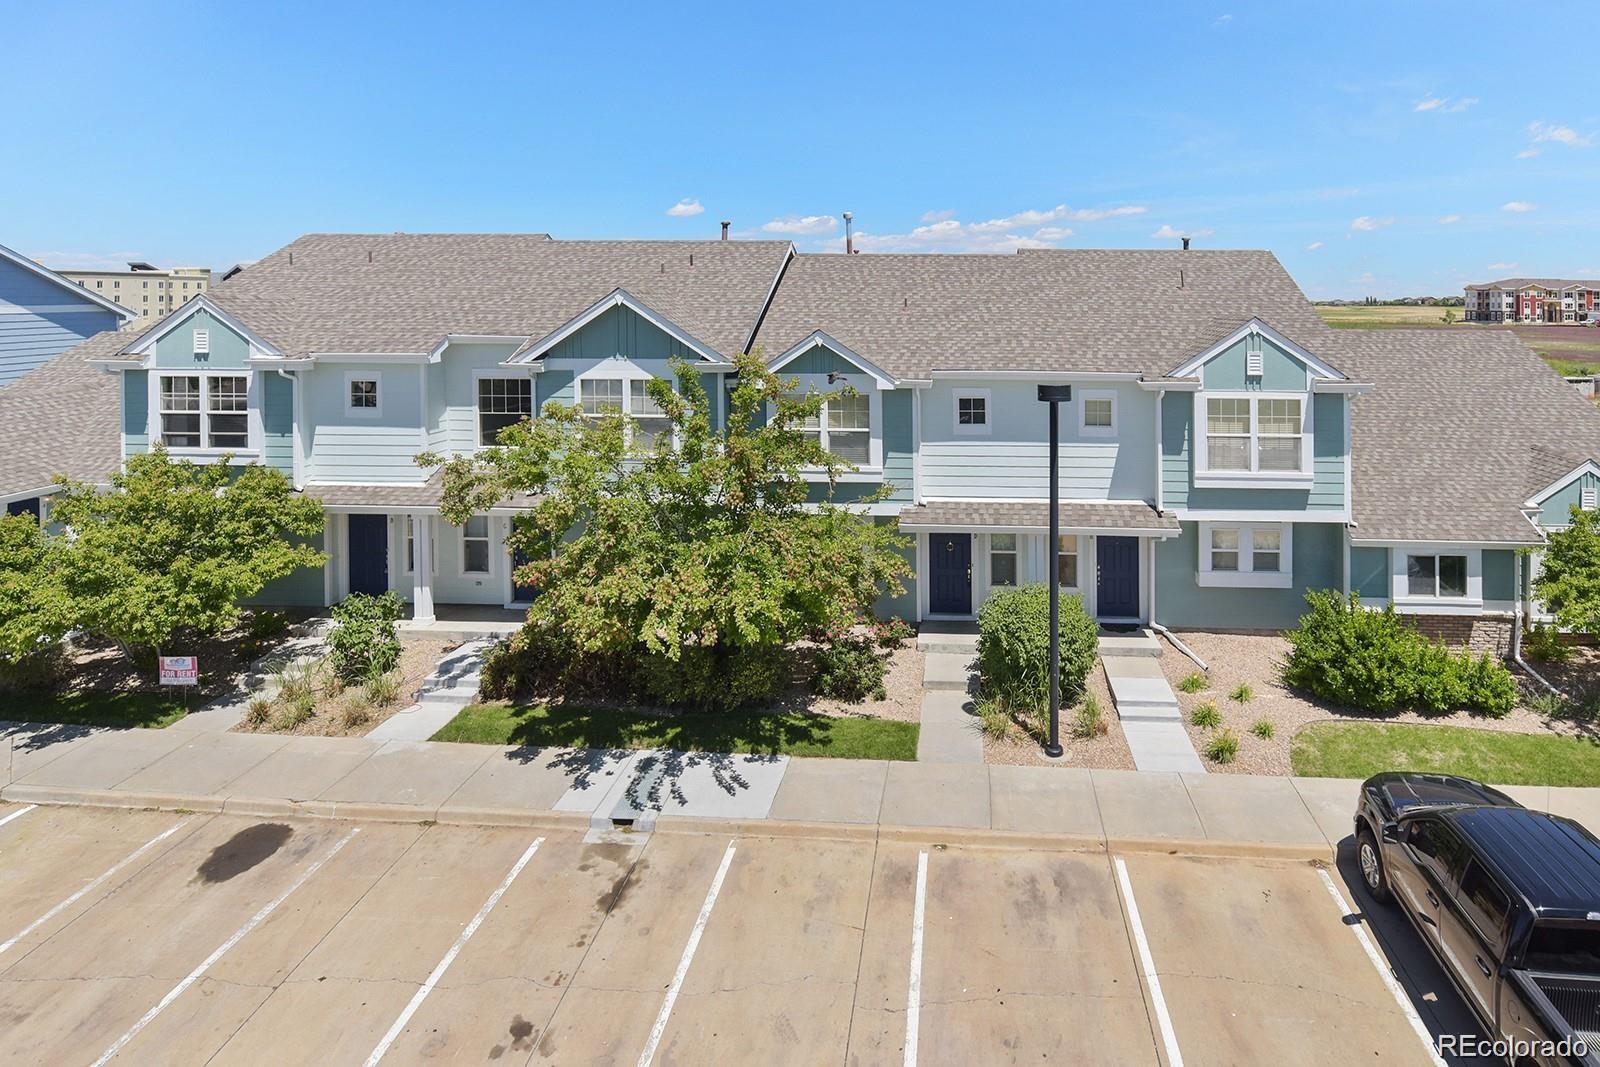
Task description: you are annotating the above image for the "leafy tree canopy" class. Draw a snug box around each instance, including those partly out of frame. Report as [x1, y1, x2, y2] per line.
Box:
[0, 513, 73, 663]
[1533, 505, 1600, 634]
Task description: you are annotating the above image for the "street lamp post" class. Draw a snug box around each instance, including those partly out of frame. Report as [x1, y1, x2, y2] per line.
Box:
[1037, 384, 1072, 759]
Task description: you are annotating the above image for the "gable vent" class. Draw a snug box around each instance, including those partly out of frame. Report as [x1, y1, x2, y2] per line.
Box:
[1246, 348, 1264, 378]
[1583, 486, 1597, 511]
[193, 328, 210, 355]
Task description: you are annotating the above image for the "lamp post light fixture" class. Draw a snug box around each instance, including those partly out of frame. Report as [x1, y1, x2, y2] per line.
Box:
[1036, 383, 1073, 758]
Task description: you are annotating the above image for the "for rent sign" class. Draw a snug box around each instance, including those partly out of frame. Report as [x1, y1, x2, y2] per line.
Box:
[158, 656, 199, 687]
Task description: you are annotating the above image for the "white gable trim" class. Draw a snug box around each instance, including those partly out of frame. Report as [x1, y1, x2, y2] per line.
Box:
[0, 242, 138, 321]
[767, 331, 899, 388]
[122, 295, 283, 361]
[507, 288, 725, 365]
[1167, 318, 1348, 381]
[1525, 458, 1600, 507]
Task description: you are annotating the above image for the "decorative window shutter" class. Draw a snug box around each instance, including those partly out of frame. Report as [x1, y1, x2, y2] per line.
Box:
[193, 328, 210, 355]
[1582, 486, 1597, 511]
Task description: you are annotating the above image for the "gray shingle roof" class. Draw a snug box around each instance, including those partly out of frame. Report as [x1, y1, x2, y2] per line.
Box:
[101, 234, 793, 362]
[305, 471, 537, 511]
[0, 328, 130, 497]
[1333, 328, 1600, 544]
[898, 501, 1179, 533]
[751, 249, 1330, 379]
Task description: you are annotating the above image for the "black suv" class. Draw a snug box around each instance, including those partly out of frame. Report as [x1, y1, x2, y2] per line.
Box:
[1356, 772, 1600, 1066]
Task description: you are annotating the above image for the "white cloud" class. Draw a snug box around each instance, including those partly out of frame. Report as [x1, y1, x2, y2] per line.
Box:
[760, 215, 837, 236]
[1032, 226, 1074, 241]
[814, 203, 1146, 253]
[1414, 97, 1445, 112]
[1350, 215, 1395, 231]
[1306, 241, 1325, 251]
[1528, 121, 1593, 148]
[1151, 224, 1214, 240]
[1416, 95, 1476, 113]
[1488, 261, 1519, 271]
[920, 209, 957, 222]
[1516, 148, 1540, 159]
[1213, 13, 1233, 25]
[1437, 214, 1462, 224]
[665, 198, 704, 217]
[1502, 201, 1536, 213]
[1445, 97, 1478, 112]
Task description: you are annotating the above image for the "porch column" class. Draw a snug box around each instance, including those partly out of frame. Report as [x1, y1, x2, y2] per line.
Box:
[411, 513, 435, 624]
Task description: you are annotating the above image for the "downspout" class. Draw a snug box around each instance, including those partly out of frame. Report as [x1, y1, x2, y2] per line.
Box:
[1146, 386, 1209, 670]
[1511, 550, 1563, 697]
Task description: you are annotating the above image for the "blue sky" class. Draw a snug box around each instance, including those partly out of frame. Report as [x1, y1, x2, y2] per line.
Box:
[4, 1, 1594, 298]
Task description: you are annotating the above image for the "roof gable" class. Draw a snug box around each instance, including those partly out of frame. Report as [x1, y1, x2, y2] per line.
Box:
[767, 331, 898, 387]
[0, 243, 138, 321]
[1166, 318, 1347, 381]
[509, 289, 725, 364]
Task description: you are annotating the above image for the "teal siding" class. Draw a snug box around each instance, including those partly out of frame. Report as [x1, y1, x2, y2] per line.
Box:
[1200, 335, 1310, 392]
[1310, 393, 1345, 509]
[1538, 470, 1600, 527]
[778, 343, 863, 378]
[544, 305, 697, 362]
[699, 372, 722, 430]
[882, 389, 913, 502]
[871, 517, 917, 621]
[1160, 392, 1192, 509]
[1483, 549, 1516, 602]
[263, 371, 295, 478]
[152, 309, 250, 369]
[537, 367, 575, 407]
[243, 530, 326, 607]
[1155, 522, 1341, 630]
[1160, 387, 1345, 513]
[122, 370, 148, 456]
[1351, 546, 1389, 599]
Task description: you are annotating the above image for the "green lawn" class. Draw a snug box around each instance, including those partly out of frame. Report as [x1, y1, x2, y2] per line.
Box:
[2, 691, 191, 730]
[432, 701, 920, 760]
[1291, 721, 1600, 787]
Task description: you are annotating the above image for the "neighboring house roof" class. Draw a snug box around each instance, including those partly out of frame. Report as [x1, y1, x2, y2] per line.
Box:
[1465, 277, 1600, 291]
[898, 501, 1180, 535]
[0, 327, 131, 500]
[1335, 329, 1600, 544]
[0, 242, 139, 322]
[750, 249, 1330, 380]
[93, 233, 793, 363]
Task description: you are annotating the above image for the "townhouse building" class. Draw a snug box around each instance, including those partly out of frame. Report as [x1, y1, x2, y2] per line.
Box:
[0, 242, 136, 388]
[5, 233, 1600, 650]
[1464, 278, 1600, 324]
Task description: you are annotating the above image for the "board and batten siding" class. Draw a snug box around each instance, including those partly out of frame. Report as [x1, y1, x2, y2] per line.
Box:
[1161, 390, 1345, 512]
[151, 309, 250, 369]
[1537, 470, 1600, 527]
[0, 259, 124, 386]
[304, 361, 424, 483]
[921, 380, 1156, 501]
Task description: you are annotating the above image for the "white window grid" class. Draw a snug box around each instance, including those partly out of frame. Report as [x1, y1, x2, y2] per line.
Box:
[158, 373, 248, 449]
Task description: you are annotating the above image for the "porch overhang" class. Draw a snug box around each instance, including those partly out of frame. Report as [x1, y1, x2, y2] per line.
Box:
[897, 501, 1181, 537]
[304, 474, 539, 514]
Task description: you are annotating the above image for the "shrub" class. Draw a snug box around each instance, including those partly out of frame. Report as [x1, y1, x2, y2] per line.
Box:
[244, 698, 273, 727]
[274, 661, 318, 707]
[1177, 671, 1208, 694]
[639, 643, 790, 712]
[1229, 682, 1254, 704]
[1191, 701, 1221, 729]
[812, 636, 888, 702]
[1205, 729, 1240, 764]
[975, 696, 1014, 740]
[0, 644, 67, 694]
[328, 592, 403, 682]
[1074, 693, 1108, 739]
[1282, 591, 1518, 717]
[1250, 718, 1275, 740]
[870, 616, 916, 649]
[247, 610, 290, 642]
[364, 670, 402, 708]
[1524, 624, 1573, 664]
[1526, 690, 1569, 719]
[976, 584, 1098, 712]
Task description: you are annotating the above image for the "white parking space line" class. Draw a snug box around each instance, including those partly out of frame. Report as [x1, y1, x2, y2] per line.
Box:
[363, 835, 546, 1067]
[0, 804, 38, 830]
[1112, 857, 1184, 1067]
[904, 850, 928, 1067]
[1316, 868, 1447, 1067]
[636, 842, 737, 1067]
[90, 826, 362, 1067]
[0, 817, 194, 957]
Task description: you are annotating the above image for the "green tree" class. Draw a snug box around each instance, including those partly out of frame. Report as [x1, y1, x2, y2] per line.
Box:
[48, 450, 326, 676]
[1440, 308, 1457, 325]
[0, 513, 74, 668]
[421, 351, 911, 709]
[1534, 506, 1600, 634]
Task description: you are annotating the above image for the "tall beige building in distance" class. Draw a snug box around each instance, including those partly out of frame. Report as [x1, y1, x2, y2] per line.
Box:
[57, 262, 213, 320]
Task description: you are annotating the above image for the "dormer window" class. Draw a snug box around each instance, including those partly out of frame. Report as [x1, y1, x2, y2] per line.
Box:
[1197, 393, 1309, 483]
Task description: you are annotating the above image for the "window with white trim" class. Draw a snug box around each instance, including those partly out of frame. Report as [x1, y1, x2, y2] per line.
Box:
[989, 533, 1018, 587]
[1201, 394, 1306, 474]
[1079, 390, 1116, 436]
[346, 373, 380, 418]
[158, 373, 248, 449]
[1056, 535, 1079, 589]
[404, 519, 436, 575]
[1197, 522, 1293, 587]
[476, 377, 532, 446]
[953, 389, 990, 435]
[462, 515, 490, 574]
[784, 390, 872, 463]
[579, 377, 624, 416]
[1407, 554, 1467, 598]
[629, 379, 671, 449]
[578, 376, 675, 449]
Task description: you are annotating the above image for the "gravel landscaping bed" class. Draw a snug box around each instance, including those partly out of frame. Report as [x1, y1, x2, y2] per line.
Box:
[798, 640, 924, 723]
[982, 665, 1136, 769]
[233, 638, 454, 737]
[1156, 631, 1590, 776]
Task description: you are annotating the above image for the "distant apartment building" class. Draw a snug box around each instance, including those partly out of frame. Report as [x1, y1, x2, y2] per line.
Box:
[1463, 278, 1600, 324]
[58, 262, 213, 321]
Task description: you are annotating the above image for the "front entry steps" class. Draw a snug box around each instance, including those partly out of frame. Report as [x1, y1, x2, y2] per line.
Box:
[1099, 638, 1205, 774]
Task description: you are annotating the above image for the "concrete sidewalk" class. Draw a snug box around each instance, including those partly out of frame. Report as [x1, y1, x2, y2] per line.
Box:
[5, 717, 1600, 854]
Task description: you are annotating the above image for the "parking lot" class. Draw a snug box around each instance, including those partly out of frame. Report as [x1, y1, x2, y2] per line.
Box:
[0, 801, 1495, 1065]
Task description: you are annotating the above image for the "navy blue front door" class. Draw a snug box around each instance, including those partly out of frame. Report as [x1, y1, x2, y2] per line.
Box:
[929, 533, 972, 615]
[347, 514, 389, 597]
[509, 546, 538, 604]
[5, 497, 41, 521]
[1096, 536, 1139, 619]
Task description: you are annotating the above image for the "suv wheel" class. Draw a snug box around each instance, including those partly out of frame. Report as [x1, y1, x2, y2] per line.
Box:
[1357, 827, 1390, 904]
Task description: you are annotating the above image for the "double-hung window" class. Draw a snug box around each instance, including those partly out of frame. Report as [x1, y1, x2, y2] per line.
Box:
[477, 377, 532, 446]
[1201, 395, 1306, 477]
[1197, 523, 1292, 587]
[989, 533, 1018, 587]
[629, 380, 672, 449]
[579, 377, 673, 448]
[785, 390, 872, 464]
[158, 374, 249, 450]
[462, 515, 490, 574]
[1407, 554, 1467, 598]
[579, 378, 624, 416]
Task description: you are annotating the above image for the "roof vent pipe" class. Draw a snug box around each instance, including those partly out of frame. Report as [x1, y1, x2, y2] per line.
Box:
[1181, 236, 1190, 251]
[843, 211, 855, 255]
[720, 220, 730, 240]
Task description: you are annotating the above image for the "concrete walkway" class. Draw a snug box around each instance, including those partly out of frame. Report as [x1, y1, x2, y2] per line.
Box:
[5, 717, 1600, 855]
[1100, 630, 1205, 774]
[366, 638, 494, 742]
[917, 629, 983, 763]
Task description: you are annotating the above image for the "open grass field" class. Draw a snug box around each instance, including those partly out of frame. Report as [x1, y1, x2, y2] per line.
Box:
[1315, 304, 1465, 329]
[1315, 306, 1600, 374]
